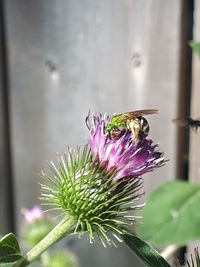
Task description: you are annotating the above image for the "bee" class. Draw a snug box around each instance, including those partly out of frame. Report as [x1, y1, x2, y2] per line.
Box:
[106, 109, 158, 141]
[173, 117, 200, 132]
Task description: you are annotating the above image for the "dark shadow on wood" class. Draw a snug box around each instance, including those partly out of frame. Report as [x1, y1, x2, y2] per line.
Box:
[176, 0, 193, 181]
[176, 0, 194, 264]
[0, 0, 15, 234]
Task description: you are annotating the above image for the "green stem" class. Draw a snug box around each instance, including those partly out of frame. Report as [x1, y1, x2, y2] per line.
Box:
[15, 216, 76, 267]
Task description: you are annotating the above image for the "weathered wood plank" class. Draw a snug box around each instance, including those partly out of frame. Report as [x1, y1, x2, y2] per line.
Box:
[188, 0, 200, 254]
[189, 0, 200, 184]
[0, 0, 14, 234]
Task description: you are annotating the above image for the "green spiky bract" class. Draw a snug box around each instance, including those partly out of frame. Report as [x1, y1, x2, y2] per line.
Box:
[40, 145, 144, 247]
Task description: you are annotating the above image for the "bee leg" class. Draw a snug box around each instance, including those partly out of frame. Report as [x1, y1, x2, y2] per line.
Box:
[127, 119, 131, 131]
[128, 119, 140, 143]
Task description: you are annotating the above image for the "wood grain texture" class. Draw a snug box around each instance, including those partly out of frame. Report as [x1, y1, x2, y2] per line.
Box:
[4, 0, 183, 266]
[0, 0, 15, 234]
[188, 0, 200, 254]
[189, 0, 200, 184]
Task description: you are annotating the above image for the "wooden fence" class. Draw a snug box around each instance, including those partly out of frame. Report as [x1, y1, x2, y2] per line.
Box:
[0, 0, 197, 266]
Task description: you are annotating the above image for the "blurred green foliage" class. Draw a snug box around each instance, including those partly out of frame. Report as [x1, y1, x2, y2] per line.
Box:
[138, 181, 200, 246]
[23, 218, 55, 248]
[47, 251, 79, 267]
[189, 40, 200, 58]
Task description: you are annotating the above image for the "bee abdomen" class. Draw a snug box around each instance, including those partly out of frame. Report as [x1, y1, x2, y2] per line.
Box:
[139, 117, 149, 139]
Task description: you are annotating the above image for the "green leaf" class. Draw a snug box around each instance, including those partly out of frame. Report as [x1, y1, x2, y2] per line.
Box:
[139, 181, 200, 246]
[123, 234, 170, 267]
[0, 233, 22, 265]
[189, 40, 200, 58]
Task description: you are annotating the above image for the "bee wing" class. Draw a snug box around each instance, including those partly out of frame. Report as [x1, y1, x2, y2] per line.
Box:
[117, 109, 158, 122]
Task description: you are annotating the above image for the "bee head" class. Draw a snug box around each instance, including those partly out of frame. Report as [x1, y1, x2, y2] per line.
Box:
[106, 122, 112, 134]
[106, 122, 119, 133]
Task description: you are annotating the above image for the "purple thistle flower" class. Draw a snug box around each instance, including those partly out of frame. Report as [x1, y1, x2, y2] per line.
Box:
[22, 205, 43, 224]
[39, 111, 165, 247]
[86, 113, 164, 183]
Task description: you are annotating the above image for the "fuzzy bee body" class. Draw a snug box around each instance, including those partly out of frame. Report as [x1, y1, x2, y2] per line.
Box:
[106, 109, 157, 142]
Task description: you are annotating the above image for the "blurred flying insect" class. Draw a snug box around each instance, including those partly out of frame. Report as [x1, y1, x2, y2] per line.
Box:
[173, 117, 200, 132]
[106, 109, 158, 141]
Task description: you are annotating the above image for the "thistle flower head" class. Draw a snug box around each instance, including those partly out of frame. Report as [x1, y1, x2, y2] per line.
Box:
[22, 205, 55, 247]
[86, 113, 164, 182]
[40, 111, 164, 246]
[41, 145, 144, 246]
[22, 205, 43, 224]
